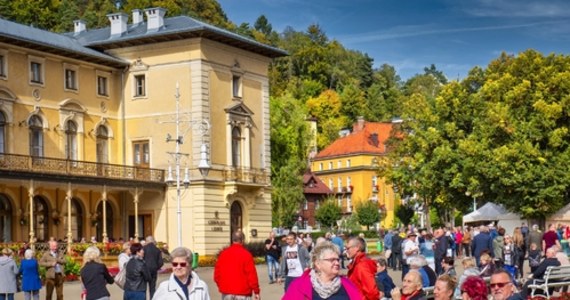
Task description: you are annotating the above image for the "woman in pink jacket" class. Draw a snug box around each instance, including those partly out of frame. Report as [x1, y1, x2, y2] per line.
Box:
[282, 241, 362, 300]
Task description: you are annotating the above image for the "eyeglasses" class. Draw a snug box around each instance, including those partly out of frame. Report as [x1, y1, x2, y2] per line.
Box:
[172, 262, 188, 268]
[321, 257, 340, 263]
[490, 282, 511, 289]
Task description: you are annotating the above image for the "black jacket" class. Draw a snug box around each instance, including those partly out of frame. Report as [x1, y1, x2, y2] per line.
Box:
[124, 256, 151, 292]
[533, 257, 561, 279]
[80, 262, 114, 300]
[143, 243, 164, 273]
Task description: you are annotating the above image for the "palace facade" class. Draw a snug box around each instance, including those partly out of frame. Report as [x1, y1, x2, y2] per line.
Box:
[0, 8, 285, 254]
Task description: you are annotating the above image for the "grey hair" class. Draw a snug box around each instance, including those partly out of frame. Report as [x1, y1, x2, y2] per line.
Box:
[311, 241, 340, 266]
[83, 246, 102, 266]
[24, 249, 34, 259]
[170, 247, 193, 266]
[145, 236, 156, 243]
[409, 256, 423, 268]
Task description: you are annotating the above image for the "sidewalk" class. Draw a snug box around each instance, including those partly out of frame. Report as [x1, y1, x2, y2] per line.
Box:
[13, 256, 530, 299]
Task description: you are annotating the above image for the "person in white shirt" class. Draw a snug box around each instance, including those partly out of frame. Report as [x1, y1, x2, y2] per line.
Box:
[278, 232, 311, 291]
[402, 232, 419, 279]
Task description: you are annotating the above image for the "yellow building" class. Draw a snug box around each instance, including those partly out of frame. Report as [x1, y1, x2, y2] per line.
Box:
[0, 8, 285, 254]
[310, 117, 398, 228]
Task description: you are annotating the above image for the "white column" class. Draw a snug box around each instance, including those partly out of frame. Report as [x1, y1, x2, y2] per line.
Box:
[28, 180, 35, 246]
[66, 183, 72, 252]
[102, 185, 108, 243]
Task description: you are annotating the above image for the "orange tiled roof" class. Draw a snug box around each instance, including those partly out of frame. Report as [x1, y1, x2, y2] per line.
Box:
[315, 121, 393, 159]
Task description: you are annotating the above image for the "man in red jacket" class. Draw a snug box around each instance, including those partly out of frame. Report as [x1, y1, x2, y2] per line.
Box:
[214, 231, 261, 300]
[346, 236, 380, 300]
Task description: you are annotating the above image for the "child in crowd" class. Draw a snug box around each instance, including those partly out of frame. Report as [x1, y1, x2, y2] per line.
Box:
[528, 242, 541, 273]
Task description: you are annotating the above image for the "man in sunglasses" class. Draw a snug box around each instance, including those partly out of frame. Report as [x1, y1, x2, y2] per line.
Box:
[490, 269, 523, 300]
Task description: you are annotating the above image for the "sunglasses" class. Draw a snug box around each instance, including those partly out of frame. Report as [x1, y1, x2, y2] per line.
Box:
[172, 262, 188, 268]
[490, 282, 510, 289]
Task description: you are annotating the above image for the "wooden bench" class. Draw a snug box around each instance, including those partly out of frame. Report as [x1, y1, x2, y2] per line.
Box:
[528, 265, 570, 299]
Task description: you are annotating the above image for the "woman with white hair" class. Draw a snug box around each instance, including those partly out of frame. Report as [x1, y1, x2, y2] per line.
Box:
[19, 249, 42, 300]
[0, 248, 19, 300]
[153, 247, 210, 300]
[80, 246, 114, 300]
[282, 241, 362, 299]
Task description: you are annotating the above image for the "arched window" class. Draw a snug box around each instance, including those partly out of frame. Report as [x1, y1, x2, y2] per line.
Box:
[65, 120, 77, 160]
[33, 196, 49, 242]
[0, 195, 12, 242]
[0, 112, 6, 153]
[231, 127, 241, 167]
[230, 201, 242, 242]
[95, 201, 113, 241]
[96, 126, 109, 163]
[29, 115, 43, 157]
[64, 198, 83, 241]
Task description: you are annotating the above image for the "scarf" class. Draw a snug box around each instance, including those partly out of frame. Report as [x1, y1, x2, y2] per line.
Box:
[310, 269, 342, 299]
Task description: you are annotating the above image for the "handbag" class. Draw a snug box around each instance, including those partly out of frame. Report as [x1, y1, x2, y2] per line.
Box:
[114, 265, 127, 289]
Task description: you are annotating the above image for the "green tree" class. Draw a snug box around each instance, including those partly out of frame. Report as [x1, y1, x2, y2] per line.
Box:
[315, 199, 342, 229]
[270, 94, 311, 226]
[395, 205, 415, 226]
[355, 200, 380, 231]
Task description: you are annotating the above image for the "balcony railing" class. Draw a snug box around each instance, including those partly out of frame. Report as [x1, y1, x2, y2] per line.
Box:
[223, 167, 270, 185]
[0, 153, 164, 183]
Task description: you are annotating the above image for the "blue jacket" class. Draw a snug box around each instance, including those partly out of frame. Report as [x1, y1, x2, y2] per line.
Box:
[19, 258, 42, 292]
[376, 269, 395, 298]
[332, 236, 344, 252]
[384, 232, 394, 250]
[472, 232, 494, 259]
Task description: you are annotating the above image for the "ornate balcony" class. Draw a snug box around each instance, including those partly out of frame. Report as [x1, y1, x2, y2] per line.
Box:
[0, 153, 165, 187]
[222, 167, 270, 185]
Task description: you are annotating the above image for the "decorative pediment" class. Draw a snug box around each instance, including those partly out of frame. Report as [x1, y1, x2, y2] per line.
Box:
[130, 58, 149, 71]
[59, 98, 87, 113]
[225, 102, 254, 118]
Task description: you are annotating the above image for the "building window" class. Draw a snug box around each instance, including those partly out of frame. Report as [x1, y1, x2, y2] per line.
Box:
[97, 76, 108, 96]
[232, 126, 241, 167]
[338, 160, 342, 168]
[329, 162, 333, 169]
[347, 177, 352, 191]
[315, 200, 320, 209]
[96, 126, 109, 163]
[337, 177, 342, 192]
[0, 112, 5, 153]
[303, 220, 309, 229]
[347, 195, 352, 212]
[0, 52, 6, 78]
[29, 115, 43, 157]
[337, 195, 342, 208]
[63, 198, 83, 241]
[232, 75, 242, 98]
[319, 163, 323, 171]
[30, 61, 43, 84]
[328, 178, 333, 190]
[133, 141, 149, 167]
[303, 200, 308, 210]
[64, 67, 78, 90]
[65, 120, 77, 160]
[347, 159, 351, 167]
[134, 74, 146, 97]
[33, 196, 49, 242]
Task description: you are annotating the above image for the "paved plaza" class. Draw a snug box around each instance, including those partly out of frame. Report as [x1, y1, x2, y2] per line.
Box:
[13, 258, 531, 299]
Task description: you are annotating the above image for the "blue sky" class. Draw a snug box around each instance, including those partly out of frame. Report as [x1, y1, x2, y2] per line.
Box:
[218, 0, 570, 80]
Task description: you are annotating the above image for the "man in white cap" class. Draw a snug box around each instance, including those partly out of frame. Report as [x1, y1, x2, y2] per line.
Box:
[401, 232, 419, 279]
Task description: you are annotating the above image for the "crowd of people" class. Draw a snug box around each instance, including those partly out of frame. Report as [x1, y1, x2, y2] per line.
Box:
[2, 222, 570, 299]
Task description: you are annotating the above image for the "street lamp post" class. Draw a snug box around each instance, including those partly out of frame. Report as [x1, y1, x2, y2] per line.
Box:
[164, 83, 210, 247]
[465, 191, 482, 212]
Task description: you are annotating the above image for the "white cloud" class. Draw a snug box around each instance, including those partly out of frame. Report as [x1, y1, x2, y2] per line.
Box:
[458, 0, 570, 18]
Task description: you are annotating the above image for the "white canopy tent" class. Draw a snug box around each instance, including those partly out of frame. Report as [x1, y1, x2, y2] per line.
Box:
[463, 202, 523, 234]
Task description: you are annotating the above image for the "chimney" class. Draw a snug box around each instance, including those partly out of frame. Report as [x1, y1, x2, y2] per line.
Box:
[353, 116, 365, 132]
[107, 13, 128, 38]
[132, 9, 144, 26]
[145, 7, 167, 33]
[73, 20, 86, 35]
